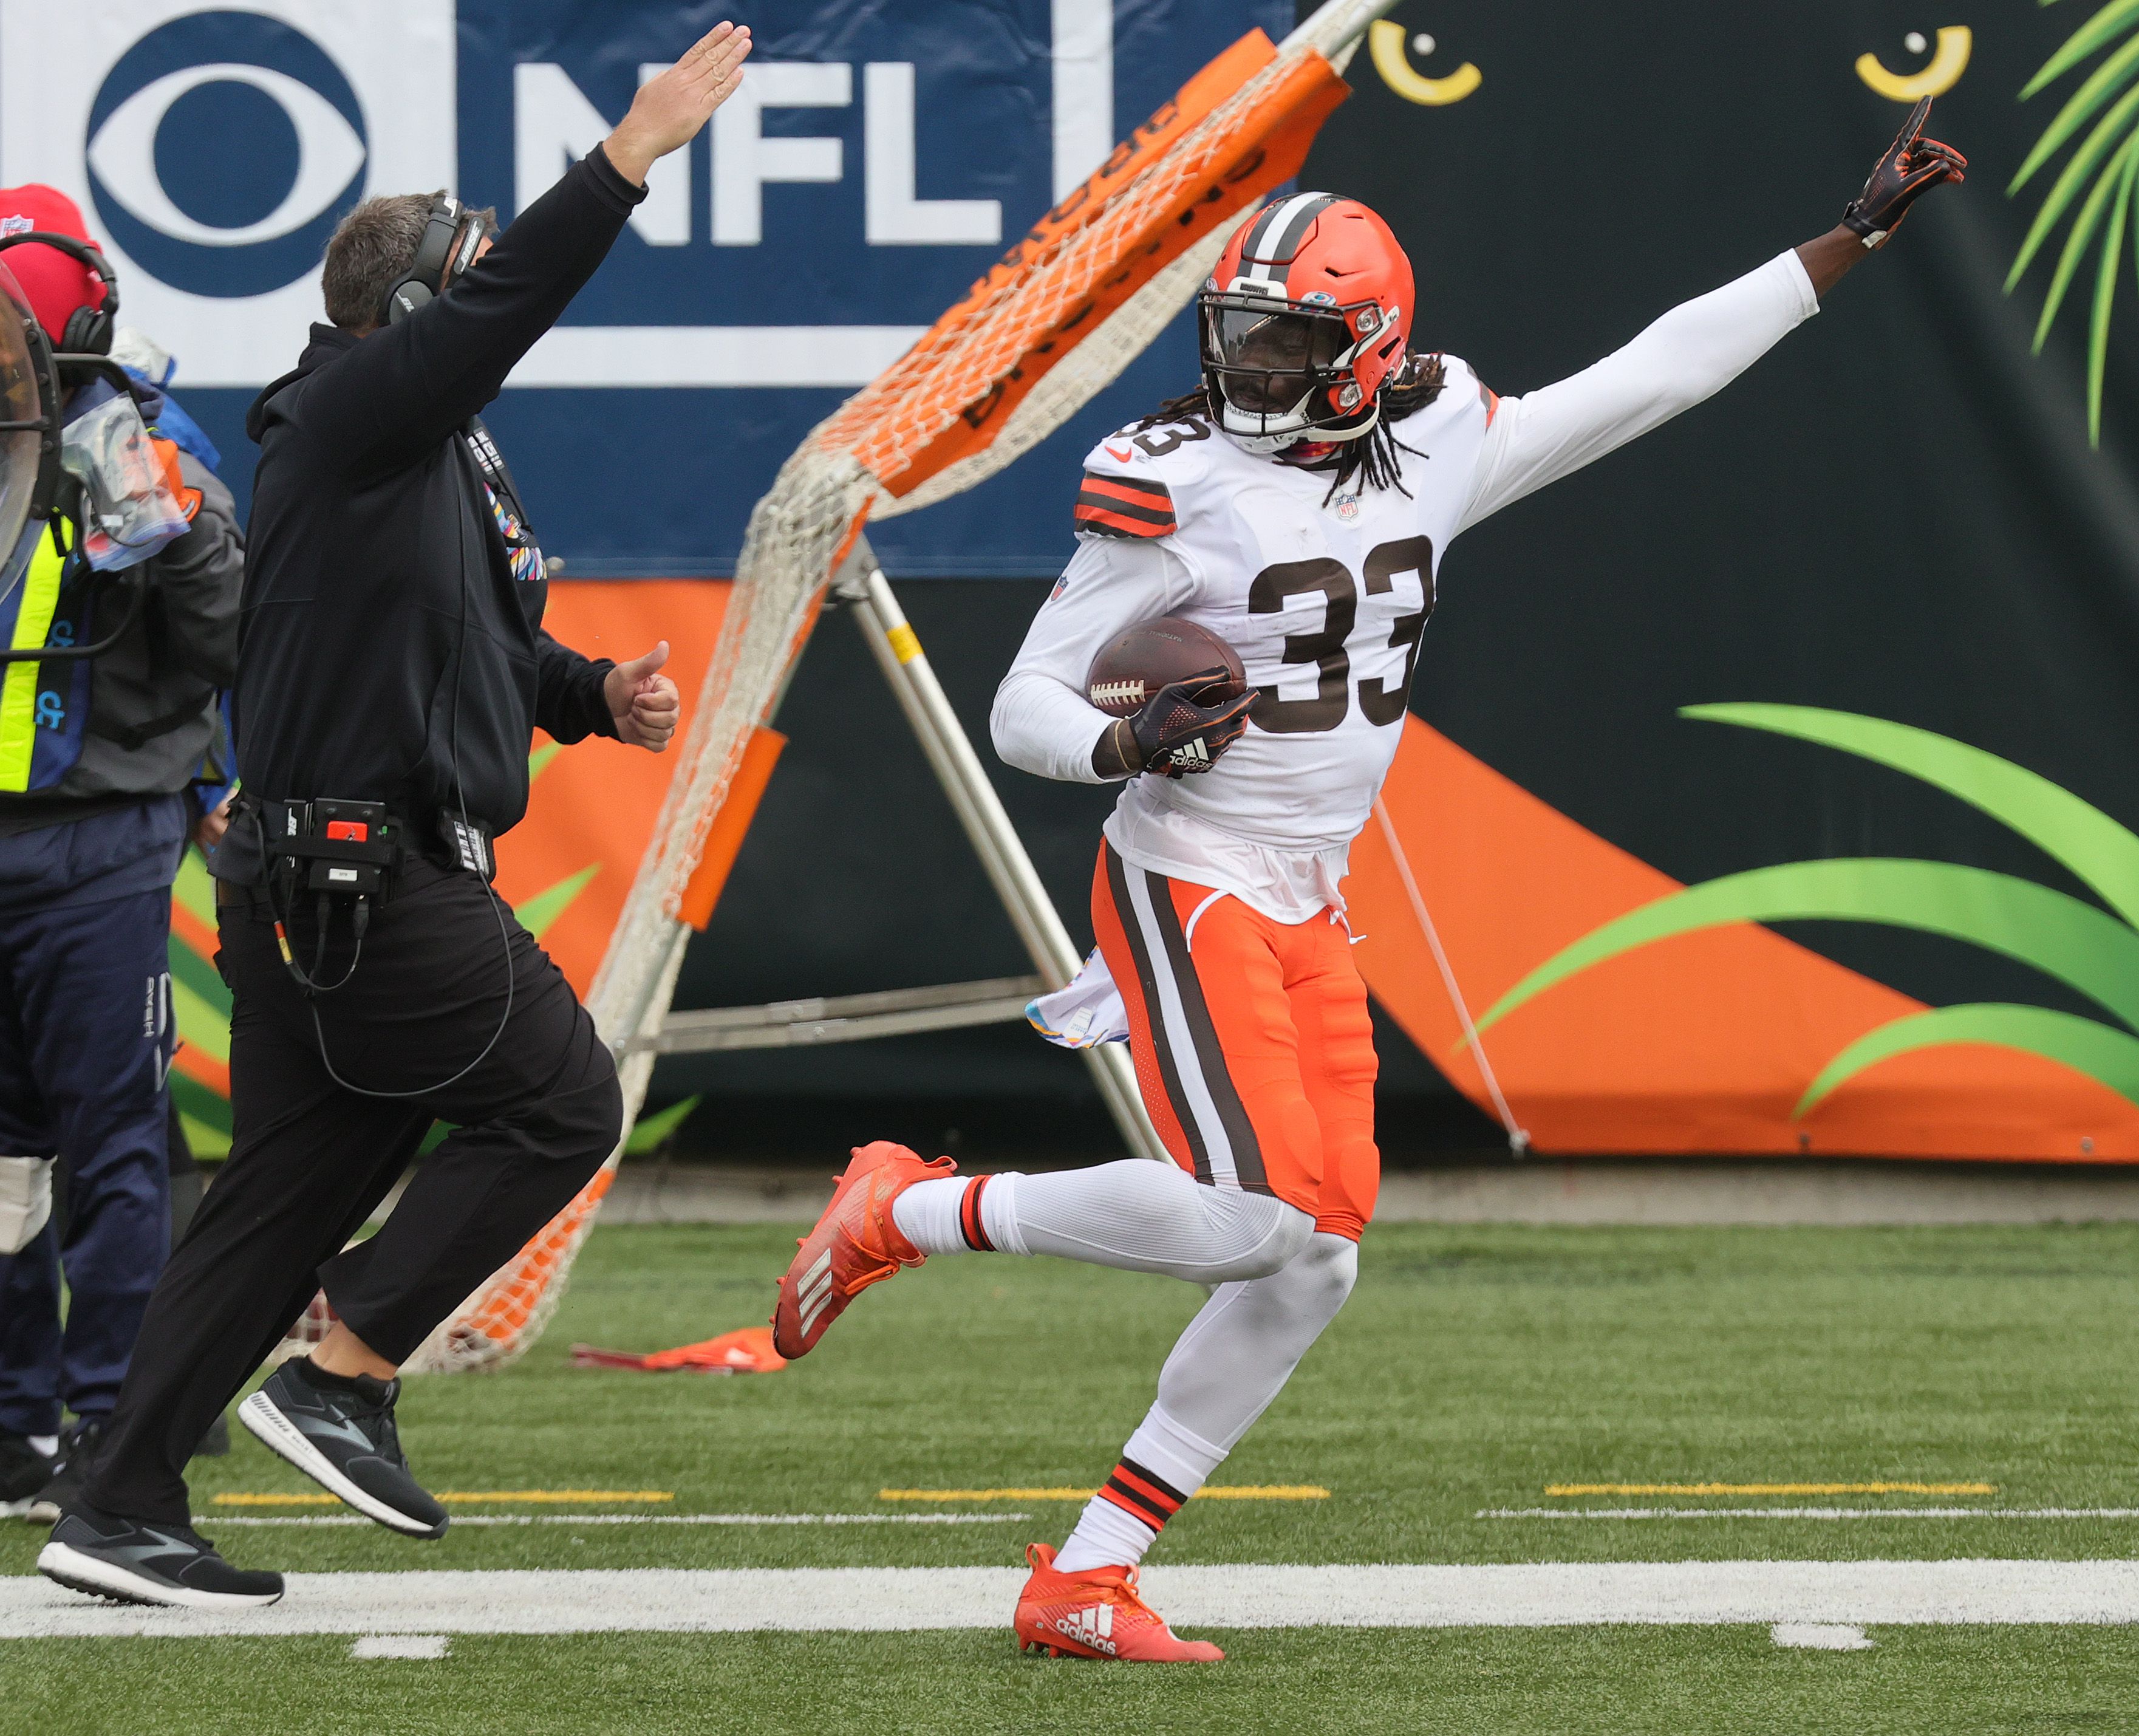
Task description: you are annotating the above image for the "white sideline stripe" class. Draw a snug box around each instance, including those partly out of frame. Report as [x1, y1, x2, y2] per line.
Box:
[351, 1634, 449, 1659]
[197, 1512, 1028, 1529]
[1772, 1622, 1874, 1651]
[6, 1561, 2139, 1639]
[1482, 1508, 2139, 1522]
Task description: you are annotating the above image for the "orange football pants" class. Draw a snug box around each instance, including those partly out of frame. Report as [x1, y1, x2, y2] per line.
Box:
[1091, 844, 1380, 1242]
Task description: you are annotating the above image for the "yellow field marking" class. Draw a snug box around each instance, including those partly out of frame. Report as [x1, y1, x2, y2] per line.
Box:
[213, 1489, 675, 1508]
[878, 1485, 1329, 1503]
[1545, 1482, 1996, 1498]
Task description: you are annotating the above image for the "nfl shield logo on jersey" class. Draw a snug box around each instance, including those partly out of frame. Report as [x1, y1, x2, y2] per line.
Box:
[1331, 490, 1362, 522]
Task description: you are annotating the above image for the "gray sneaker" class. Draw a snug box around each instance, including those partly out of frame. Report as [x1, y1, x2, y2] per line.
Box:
[238, 1359, 448, 1538]
[39, 1503, 282, 1608]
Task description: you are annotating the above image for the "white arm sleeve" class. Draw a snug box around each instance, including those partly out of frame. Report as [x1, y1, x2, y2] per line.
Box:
[1456, 249, 1820, 534]
[991, 533, 1187, 784]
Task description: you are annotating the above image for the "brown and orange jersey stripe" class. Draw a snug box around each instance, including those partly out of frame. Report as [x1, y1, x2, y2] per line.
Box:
[1074, 470, 1177, 540]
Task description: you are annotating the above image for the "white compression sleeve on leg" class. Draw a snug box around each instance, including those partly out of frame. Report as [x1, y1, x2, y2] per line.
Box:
[990, 1161, 1312, 1283]
[893, 1167, 1312, 1281]
[895, 1164, 1311, 1277]
[1054, 1232, 1360, 1571]
[1156, 1231, 1359, 1450]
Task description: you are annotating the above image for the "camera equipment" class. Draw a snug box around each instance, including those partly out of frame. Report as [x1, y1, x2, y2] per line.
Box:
[383, 194, 483, 326]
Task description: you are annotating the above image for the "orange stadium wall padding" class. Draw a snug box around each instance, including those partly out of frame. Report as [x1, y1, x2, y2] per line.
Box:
[1349, 718, 2139, 1164]
[490, 580, 732, 996]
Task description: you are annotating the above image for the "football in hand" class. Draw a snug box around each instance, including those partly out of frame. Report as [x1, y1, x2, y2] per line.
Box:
[1085, 617, 1247, 717]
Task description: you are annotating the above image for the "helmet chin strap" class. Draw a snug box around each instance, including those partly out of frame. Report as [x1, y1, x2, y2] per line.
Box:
[1221, 395, 1382, 462]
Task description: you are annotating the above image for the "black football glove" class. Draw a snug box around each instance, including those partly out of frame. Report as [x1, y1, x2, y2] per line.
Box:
[1124, 671, 1252, 777]
[1843, 96, 1966, 250]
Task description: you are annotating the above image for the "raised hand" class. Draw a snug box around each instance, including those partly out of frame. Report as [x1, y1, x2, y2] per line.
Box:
[604, 21, 753, 186]
[604, 640, 682, 752]
[1843, 95, 1967, 250]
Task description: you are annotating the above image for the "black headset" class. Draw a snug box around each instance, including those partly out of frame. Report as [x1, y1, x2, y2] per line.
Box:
[383, 193, 483, 326]
[0, 229, 129, 534]
[0, 230, 119, 355]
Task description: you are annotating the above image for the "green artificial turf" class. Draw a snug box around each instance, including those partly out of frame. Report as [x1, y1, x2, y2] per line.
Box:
[4, 1218, 2137, 1731]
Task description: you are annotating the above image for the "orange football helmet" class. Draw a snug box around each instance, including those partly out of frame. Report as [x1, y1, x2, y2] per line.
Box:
[1198, 193, 1415, 453]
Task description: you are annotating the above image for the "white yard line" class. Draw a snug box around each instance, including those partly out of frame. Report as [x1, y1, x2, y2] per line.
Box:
[4, 1560, 2139, 1639]
[1481, 1508, 2139, 1521]
[199, 1512, 1028, 1529]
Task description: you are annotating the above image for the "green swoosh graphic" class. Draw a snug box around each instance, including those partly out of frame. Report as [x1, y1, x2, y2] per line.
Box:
[1682, 705, 2139, 929]
[1796, 1003, 2139, 1117]
[1472, 860, 2139, 1038]
[514, 863, 599, 941]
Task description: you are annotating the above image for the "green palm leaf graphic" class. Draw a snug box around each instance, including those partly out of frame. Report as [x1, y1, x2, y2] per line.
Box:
[2092, 142, 2139, 434]
[2009, 84, 2139, 291]
[2023, 0, 2139, 101]
[1471, 859, 2139, 1039]
[2011, 0, 2139, 442]
[1680, 705, 2139, 928]
[1797, 1003, 2139, 1116]
[2009, 30, 2139, 200]
[2037, 127, 2139, 349]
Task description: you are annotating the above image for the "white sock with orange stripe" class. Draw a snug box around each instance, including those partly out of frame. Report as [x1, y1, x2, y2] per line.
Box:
[1053, 1405, 1224, 1574]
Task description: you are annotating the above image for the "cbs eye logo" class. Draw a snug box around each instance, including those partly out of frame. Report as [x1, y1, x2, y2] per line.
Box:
[87, 10, 367, 299]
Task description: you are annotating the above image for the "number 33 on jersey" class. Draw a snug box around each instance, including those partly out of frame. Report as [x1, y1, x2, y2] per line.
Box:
[1029, 355, 1494, 858]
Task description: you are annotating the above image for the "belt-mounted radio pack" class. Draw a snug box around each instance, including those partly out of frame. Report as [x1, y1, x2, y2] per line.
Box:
[246, 795, 403, 996]
[261, 796, 401, 899]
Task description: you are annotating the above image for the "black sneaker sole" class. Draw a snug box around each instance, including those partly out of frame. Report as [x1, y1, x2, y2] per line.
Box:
[237, 1390, 447, 1539]
[36, 1539, 282, 1608]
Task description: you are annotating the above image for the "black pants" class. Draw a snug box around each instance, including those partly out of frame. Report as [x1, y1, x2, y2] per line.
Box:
[83, 859, 621, 1525]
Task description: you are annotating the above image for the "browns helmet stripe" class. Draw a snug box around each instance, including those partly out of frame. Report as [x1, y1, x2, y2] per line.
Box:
[1237, 190, 1343, 276]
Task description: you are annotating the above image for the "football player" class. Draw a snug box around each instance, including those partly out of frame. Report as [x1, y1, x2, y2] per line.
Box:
[775, 102, 1964, 1661]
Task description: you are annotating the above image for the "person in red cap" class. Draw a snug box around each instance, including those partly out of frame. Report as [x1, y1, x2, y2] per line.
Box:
[0, 183, 246, 1537]
[0, 185, 107, 349]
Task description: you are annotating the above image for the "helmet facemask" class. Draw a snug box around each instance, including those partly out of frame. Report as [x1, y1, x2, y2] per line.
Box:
[1199, 287, 1390, 454]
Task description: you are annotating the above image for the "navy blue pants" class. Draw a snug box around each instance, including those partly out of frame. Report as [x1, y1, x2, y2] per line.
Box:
[0, 807, 180, 1436]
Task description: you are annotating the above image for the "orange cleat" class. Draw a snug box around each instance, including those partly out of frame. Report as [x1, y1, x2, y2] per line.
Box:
[1013, 1542, 1224, 1663]
[771, 1141, 954, 1358]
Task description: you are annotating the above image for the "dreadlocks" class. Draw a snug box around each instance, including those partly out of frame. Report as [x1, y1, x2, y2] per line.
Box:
[1133, 352, 1448, 505]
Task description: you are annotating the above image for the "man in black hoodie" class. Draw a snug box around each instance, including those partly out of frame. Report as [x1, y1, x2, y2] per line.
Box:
[39, 21, 752, 1610]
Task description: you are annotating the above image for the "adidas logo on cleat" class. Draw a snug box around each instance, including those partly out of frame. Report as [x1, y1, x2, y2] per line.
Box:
[795, 1249, 836, 1338]
[1054, 1604, 1117, 1655]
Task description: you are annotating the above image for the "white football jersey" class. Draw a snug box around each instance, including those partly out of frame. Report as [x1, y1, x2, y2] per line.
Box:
[992, 250, 1819, 921]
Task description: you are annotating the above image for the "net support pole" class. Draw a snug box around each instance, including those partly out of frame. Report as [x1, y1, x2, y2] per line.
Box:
[837, 541, 1168, 1166]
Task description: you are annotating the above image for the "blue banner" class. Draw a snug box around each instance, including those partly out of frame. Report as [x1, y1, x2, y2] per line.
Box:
[0, 2, 1292, 576]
